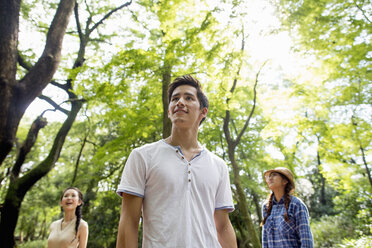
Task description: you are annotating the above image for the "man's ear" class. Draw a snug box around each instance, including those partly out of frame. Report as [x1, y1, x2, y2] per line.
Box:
[201, 107, 208, 118]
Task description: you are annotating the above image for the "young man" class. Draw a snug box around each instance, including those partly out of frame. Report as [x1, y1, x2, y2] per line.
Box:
[116, 75, 237, 248]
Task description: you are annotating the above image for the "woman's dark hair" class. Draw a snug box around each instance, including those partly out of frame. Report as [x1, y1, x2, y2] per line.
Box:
[61, 187, 83, 238]
[167, 74, 209, 124]
[260, 174, 292, 226]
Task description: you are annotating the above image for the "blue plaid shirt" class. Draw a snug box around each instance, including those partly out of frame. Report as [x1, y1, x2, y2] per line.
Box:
[262, 195, 313, 248]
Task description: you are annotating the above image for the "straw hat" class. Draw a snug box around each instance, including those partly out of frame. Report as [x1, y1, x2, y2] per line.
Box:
[264, 167, 295, 192]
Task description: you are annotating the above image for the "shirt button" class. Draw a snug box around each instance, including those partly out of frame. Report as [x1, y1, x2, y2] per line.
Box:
[176, 150, 179, 153]
[188, 171, 191, 174]
[188, 163, 191, 166]
[188, 179, 191, 182]
[181, 156, 184, 159]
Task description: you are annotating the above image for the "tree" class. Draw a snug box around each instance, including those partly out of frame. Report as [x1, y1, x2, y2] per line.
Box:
[276, 0, 371, 188]
[222, 60, 266, 247]
[201, 20, 267, 245]
[273, 0, 371, 243]
[0, 1, 76, 246]
[0, 0, 132, 246]
[48, 0, 222, 243]
[74, 1, 237, 245]
[0, 0, 75, 165]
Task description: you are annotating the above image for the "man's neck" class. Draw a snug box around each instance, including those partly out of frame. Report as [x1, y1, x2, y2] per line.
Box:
[166, 127, 200, 152]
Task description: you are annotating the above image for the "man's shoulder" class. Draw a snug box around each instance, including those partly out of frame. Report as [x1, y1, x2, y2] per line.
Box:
[203, 148, 226, 166]
[133, 139, 165, 153]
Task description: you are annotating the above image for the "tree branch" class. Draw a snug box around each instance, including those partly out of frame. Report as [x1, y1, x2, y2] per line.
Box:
[84, 0, 93, 17]
[353, 0, 371, 23]
[20, 0, 75, 105]
[17, 98, 84, 196]
[87, 1, 132, 36]
[74, 1, 83, 42]
[17, 52, 32, 71]
[224, 27, 245, 146]
[360, 144, 372, 188]
[50, 80, 69, 91]
[235, 60, 268, 145]
[11, 116, 48, 180]
[71, 135, 88, 185]
[38, 95, 69, 115]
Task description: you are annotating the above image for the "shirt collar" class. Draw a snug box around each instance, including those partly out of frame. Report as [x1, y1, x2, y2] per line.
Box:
[161, 139, 205, 154]
[272, 195, 285, 205]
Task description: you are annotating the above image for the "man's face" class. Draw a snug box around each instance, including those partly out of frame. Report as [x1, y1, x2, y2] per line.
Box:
[168, 85, 207, 128]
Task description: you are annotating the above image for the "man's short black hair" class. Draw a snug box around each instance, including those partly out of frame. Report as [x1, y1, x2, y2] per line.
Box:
[168, 75, 209, 124]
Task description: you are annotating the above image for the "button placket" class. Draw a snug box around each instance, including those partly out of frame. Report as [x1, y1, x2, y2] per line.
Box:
[188, 162, 191, 183]
[175, 148, 192, 184]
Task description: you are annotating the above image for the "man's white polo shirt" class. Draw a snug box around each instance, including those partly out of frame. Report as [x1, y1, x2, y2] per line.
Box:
[117, 140, 234, 248]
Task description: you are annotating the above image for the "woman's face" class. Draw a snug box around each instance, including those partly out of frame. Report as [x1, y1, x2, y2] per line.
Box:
[60, 189, 81, 211]
[265, 172, 288, 191]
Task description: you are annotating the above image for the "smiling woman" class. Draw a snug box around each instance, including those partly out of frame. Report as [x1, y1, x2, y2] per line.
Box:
[47, 187, 89, 248]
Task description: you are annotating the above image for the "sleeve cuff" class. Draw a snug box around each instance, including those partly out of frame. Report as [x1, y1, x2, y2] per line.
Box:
[116, 189, 144, 198]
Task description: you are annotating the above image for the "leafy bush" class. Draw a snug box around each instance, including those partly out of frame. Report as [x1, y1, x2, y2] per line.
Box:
[311, 215, 356, 248]
[338, 236, 372, 248]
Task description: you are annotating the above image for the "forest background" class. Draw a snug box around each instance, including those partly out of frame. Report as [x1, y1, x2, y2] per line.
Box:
[0, 0, 371, 247]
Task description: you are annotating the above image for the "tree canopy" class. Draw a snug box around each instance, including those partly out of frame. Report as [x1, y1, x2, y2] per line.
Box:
[0, 0, 370, 247]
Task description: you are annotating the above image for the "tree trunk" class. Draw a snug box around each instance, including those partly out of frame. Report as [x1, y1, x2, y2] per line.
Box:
[0, 1, 132, 246]
[0, 0, 75, 166]
[222, 59, 265, 248]
[162, 66, 172, 138]
[316, 151, 326, 205]
[0, 0, 21, 164]
[360, 145, 372, 189]
[252, 190, 262, 226]
[227, 147, 261, 248]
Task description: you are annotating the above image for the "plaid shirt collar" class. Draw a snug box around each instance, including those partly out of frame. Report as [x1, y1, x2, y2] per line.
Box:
[272, 195, 286, 205]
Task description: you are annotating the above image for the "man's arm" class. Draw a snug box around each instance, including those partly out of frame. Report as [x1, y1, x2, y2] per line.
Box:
[214, 209, 237, 248]
[116, 193, 143, 248]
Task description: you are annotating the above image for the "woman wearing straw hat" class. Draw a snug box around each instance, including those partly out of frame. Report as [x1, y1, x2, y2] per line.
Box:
[261, 167, 313, 248]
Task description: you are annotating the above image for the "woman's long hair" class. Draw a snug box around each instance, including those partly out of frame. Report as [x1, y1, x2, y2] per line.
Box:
[260, 176, 292, 226]
[60, 187, 83, 238]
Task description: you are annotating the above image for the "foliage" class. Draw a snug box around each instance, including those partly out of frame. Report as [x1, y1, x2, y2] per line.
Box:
[311, 215, 356, 248]
[85, 191, 121, 248]
[274, 0, 371, 243]
[7, 0, 372, 247]
[333, 187, 372, 235]
[339, 236, 372, 248]
[275, 0, 371, 183]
